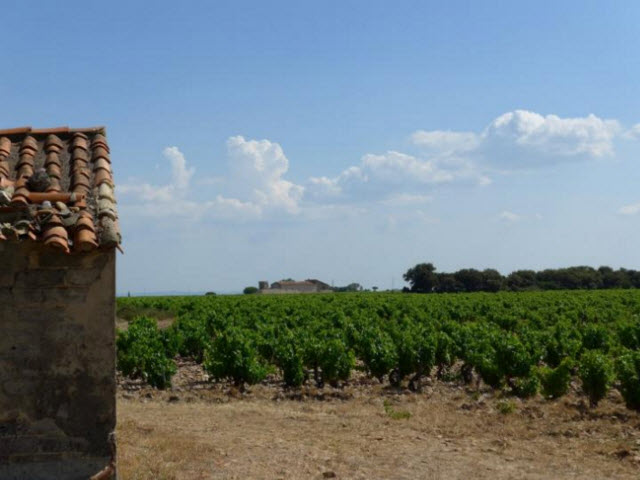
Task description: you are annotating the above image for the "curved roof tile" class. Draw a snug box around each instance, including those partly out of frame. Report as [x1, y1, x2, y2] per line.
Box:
[0, 126, 120, 252]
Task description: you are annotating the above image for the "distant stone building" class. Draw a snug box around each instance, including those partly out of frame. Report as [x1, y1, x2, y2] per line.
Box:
[0, 127, 121, 479]
[259, 279, 332, 294]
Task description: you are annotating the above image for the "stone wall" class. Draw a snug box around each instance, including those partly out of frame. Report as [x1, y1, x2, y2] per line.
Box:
[0, 242, 116, 480]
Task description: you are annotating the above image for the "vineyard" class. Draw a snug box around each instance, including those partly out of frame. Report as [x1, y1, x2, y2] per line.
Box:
[116, 290, 640, 410]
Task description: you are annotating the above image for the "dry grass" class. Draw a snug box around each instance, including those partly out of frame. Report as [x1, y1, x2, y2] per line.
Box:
[117, 364, 640, 479]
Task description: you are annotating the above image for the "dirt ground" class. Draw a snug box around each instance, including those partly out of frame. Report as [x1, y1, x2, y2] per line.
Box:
[117, 360, 640, 480]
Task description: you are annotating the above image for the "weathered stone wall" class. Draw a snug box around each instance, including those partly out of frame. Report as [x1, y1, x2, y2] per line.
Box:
[0, 242, 116, 480]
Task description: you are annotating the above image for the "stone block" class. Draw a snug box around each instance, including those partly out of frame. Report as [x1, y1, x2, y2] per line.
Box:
[14, 270, 67, 289]
[41, 287, 88, 306]
[66, 268, 102, 286]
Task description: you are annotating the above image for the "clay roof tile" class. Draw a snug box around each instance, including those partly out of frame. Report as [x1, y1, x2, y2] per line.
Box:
[91, 146, 110, 161]
[45, 134, 64, 151]
[0, 126, 119, 252]
[0, 137, 11, 157]
[19, 135, 38, 153]
[93, 169, 114, 187]
[91, 134, 110, 152]
[70, 135, 89, 151]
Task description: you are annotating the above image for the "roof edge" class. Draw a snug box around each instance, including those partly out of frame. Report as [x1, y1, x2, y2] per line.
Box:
[0, 126, 106, 137]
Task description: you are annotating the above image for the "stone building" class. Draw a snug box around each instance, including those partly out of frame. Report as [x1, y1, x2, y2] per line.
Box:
[0, 127, 121, 480]
[260, 279, 332, 294]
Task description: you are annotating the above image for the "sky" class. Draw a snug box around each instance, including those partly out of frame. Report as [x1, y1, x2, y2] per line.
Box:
[2, 1, 640, 294]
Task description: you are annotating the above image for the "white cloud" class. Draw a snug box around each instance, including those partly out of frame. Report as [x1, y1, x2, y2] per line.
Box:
[163, 146, 194, 190]
[119, 146, 193, 203]
[619, 203, 640, 216]
[120, 110, 638, 224]
[308, 150, 488, 202]
[483, 110, 620, 162]
[120, 137, 303, 221]
[499, 211, 521, 222]
[411, 110, 622, 167]
[410, 130, 479, 154]
[226, 136, 303, 214]
[361, 151, 455, 184]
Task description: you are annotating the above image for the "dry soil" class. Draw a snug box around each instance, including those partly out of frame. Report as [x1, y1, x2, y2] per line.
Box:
[117, 360, 640, 480]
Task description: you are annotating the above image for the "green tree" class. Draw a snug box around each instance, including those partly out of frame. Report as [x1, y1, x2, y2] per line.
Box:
[403, 263, 438, 293]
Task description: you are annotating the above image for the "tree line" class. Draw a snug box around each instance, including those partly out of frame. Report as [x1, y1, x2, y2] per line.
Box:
[403, 263, 640, 293]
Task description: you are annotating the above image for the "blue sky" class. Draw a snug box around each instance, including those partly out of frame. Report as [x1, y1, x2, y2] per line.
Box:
[3, 1, 640, 293]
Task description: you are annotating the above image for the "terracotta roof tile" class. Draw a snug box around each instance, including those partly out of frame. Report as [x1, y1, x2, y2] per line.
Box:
[93, 168, 114, 187]
[74, 211, 99, 252]
[0, 126, 31, 136]
[42, 214, 70, 253]
[20, 135, 38, 153]
[0, 126, 120, 252]
[0, 137, 11, 157]
[91, 134, 109, 152]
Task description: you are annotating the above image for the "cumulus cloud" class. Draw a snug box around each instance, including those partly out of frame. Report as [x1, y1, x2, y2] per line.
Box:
[619, 203, 640, 216]
[308, 150, 488, 202]
[411, 110, 622, 168]
[119, 146, 193, 203]
[482, 110, 620, 162]
[120, 110, 638, 223]
[163, 146, 194, 190]
[226, 136, 303, 214]
[120, 137, 303, 221]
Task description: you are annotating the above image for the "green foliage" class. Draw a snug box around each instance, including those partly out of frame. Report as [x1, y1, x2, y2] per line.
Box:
[318, 337, 355, 385]
[115, 289, 640, 411]
[434, 331, 455, 378]
[167, 316, 210, 361]
[512, 374, 540, 398]
[615, 351, 640, 411]
[579, 350, 615, 407]
[274, 332, 305, 387]
[618, 319, 640, 350]
[116, 316, 177, 389]
[495, 334, 536, 379]
[403, 262, 437, 293]
[356, 326, 397, 381]
[203, 327, 267, 387]
[393, 325, 437, 381]
[543, 321, 582, 368]
[581, 324, 611, 353]
[243, 286, 258, 295]
[464, 325, 503, 388]
[538, 358, 574, 399]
